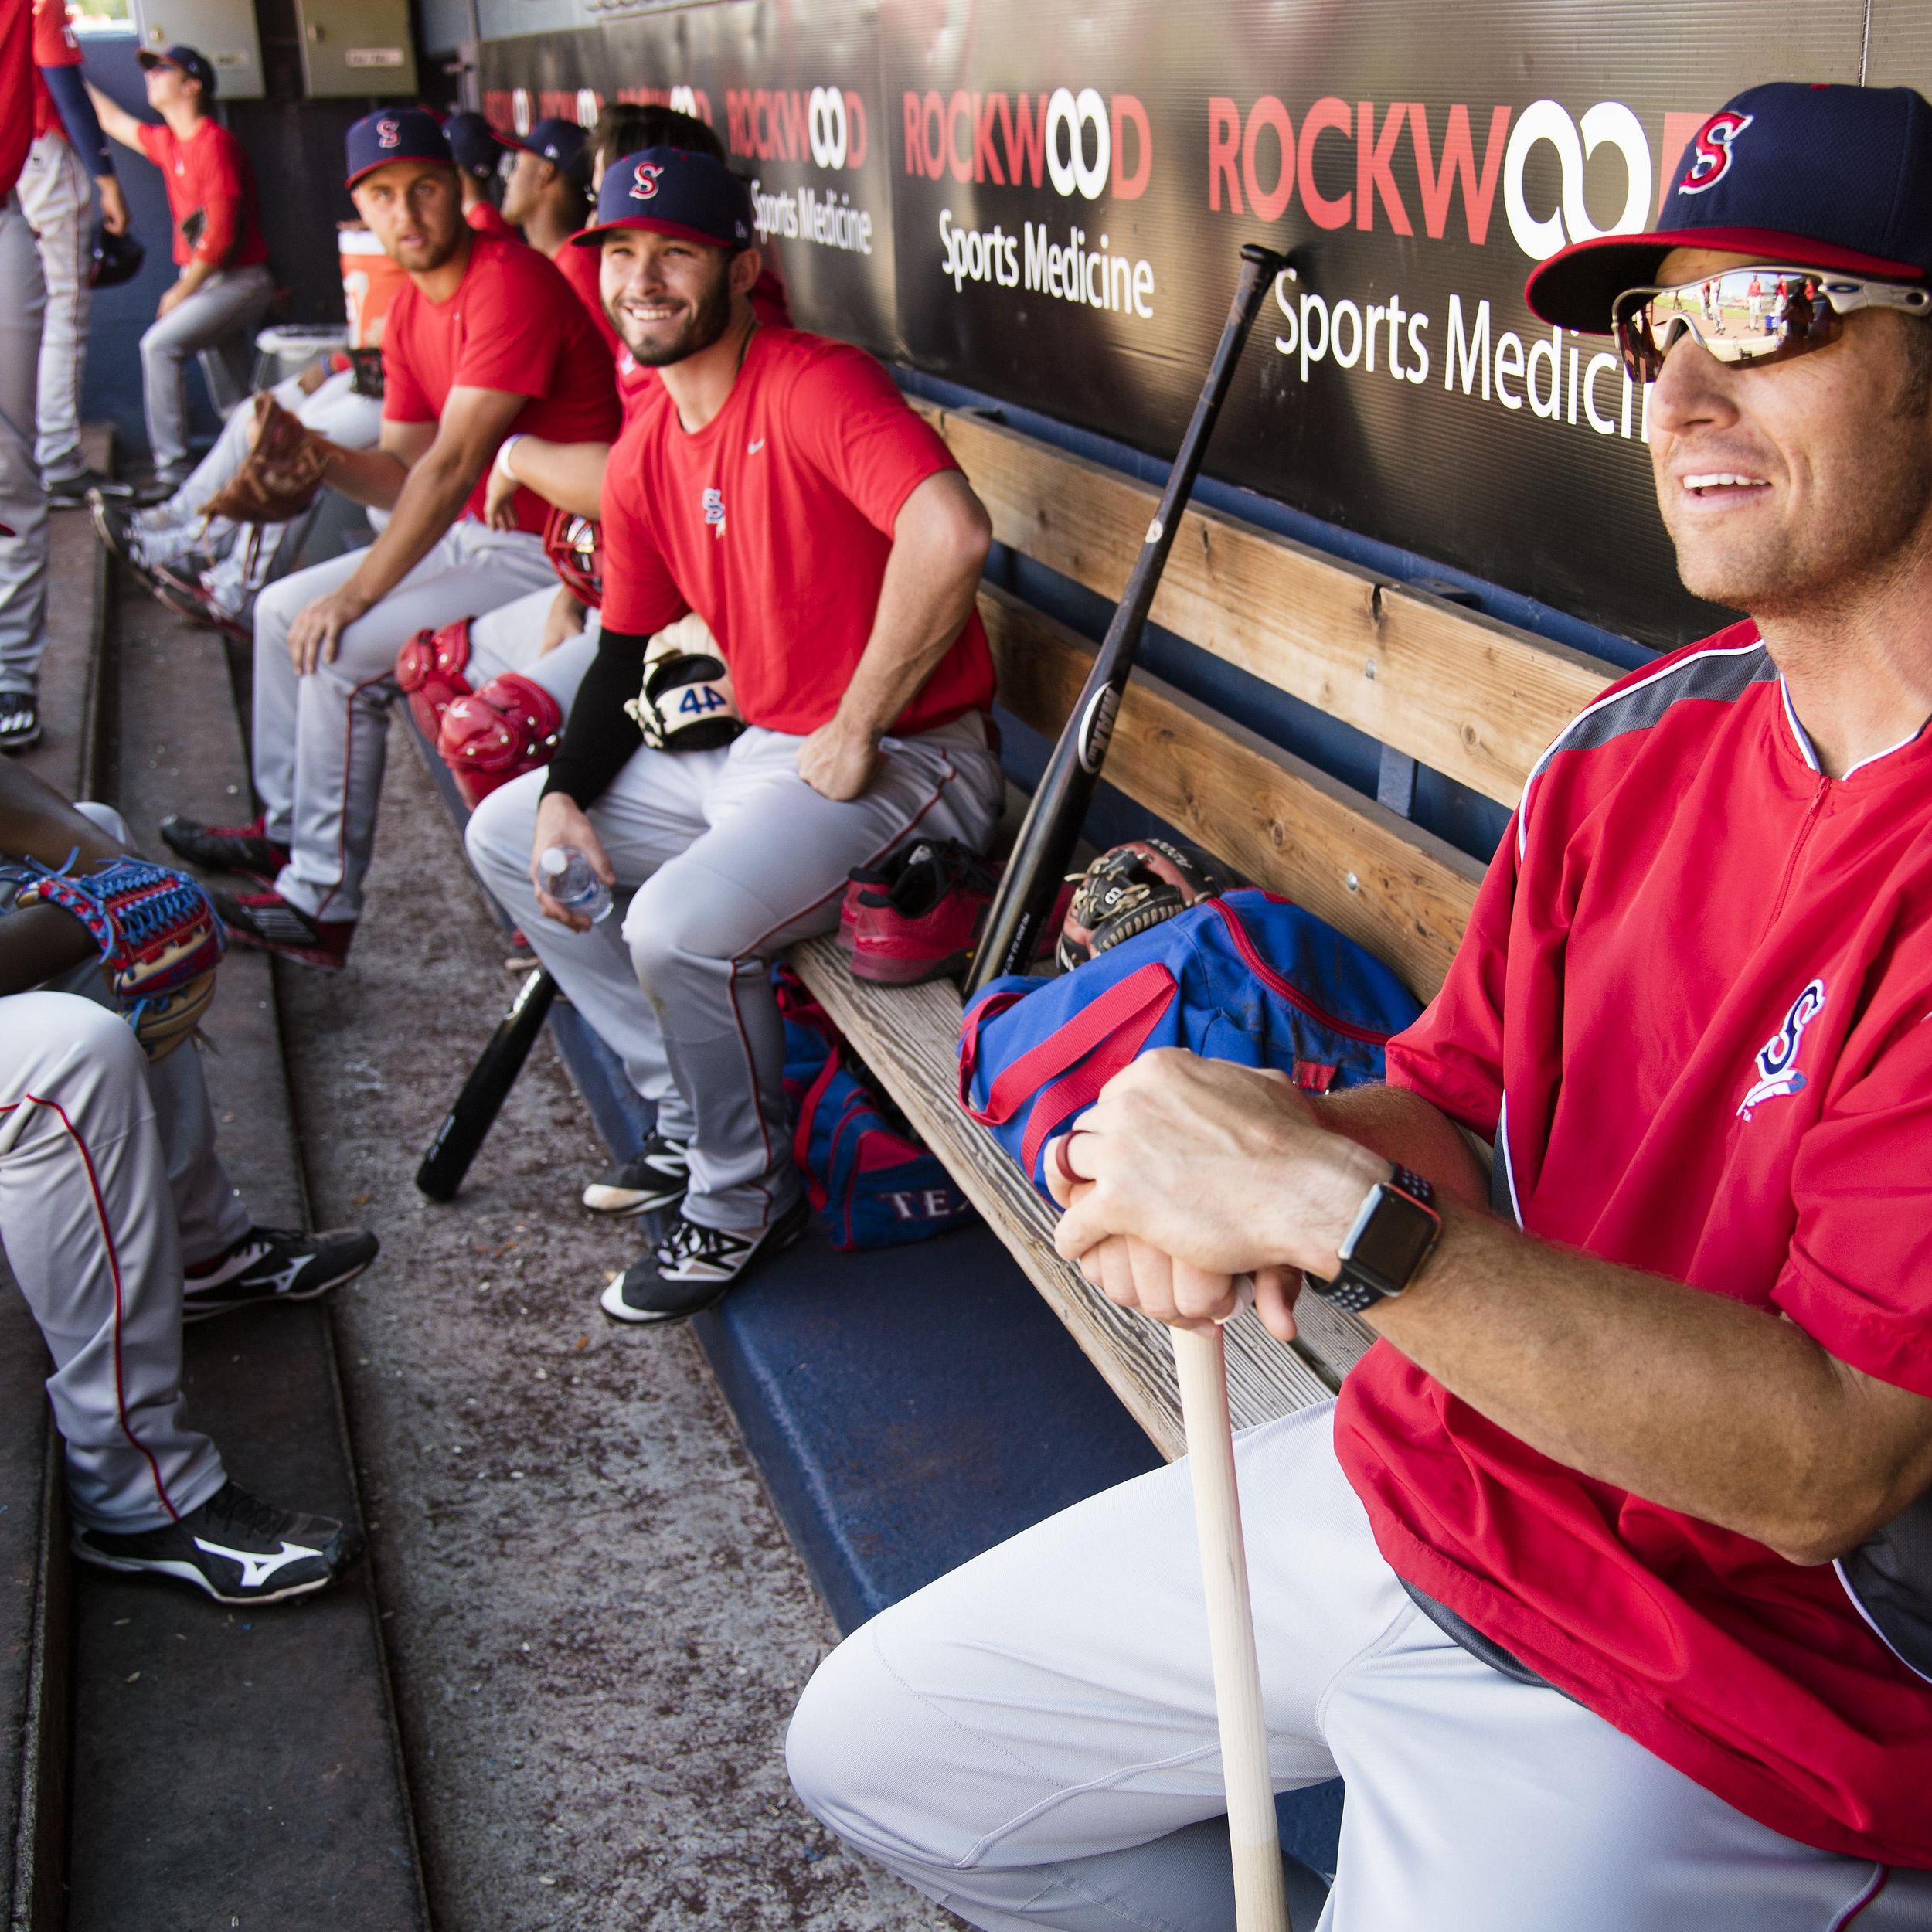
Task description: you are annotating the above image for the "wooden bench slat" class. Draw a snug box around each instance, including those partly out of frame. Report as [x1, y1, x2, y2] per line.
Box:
[788, 937, 1354, 1458]
[981, 586, 1484, 1001]
[923, 401, 1614, 808]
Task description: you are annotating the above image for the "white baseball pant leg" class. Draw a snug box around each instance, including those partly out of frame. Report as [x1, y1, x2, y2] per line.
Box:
[57, 801, 251, 1265]
[199, 373, 386, 613]
[0, 192, 49, 702]
[0, 992, 227, 1531]
[17, 131, 91, 485]
[466, 715, 1002, 1231]
[790, 1401, 1931, 1932]
[251, 522, 556, 923]
[139, 261, 274, 471]
[463, 583, 602, 706]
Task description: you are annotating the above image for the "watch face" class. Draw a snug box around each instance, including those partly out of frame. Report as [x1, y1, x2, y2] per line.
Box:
[1350, 1187, 1440, 1292]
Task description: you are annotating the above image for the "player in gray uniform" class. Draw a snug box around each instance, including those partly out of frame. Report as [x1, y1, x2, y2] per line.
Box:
[0, 762, 373, 1602]
[464, 149, 1003, 1321]
[153, 108, 618, 969]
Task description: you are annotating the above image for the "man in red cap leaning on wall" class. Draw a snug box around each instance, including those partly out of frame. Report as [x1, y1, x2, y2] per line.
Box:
[791, 80, 1932, 1929]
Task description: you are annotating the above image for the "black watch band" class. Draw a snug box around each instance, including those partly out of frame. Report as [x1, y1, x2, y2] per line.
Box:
[1304, 1165, 1440, 1313]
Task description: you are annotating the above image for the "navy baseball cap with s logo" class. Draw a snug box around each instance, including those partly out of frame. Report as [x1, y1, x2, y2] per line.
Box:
[345, 107, 454, 189]
[572, 146, 754, 252]
[1529, 82, 1932, 332]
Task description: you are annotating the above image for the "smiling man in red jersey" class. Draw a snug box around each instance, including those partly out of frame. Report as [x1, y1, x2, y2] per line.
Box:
[157, 108, 617, 968]
[791, 83, 1932, 1931]
[466, 147, 999, 1319]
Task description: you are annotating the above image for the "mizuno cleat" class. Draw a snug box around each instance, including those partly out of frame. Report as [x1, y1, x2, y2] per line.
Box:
[182, 1224, 379, 1323]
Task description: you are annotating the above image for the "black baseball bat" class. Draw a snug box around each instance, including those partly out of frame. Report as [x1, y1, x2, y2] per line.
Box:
[964, 242, 1289, 998]
[415, 965, 558, 1201]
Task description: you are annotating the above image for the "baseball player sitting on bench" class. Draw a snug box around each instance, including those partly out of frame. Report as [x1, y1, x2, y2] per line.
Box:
[789, 84, 1932, 1929]
[156, 107, 618, 968]
[466, 147, 1002, 1320]
[0, 761, 374, 1603]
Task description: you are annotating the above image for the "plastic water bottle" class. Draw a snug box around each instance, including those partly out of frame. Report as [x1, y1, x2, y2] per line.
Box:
[539, 845, 612, 924]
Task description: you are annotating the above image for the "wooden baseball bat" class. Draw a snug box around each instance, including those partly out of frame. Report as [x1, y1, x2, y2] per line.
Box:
[964, 241, 1289, 997]
[1172, 1319, 1292, 1932]
[415, 965, 557, 1202]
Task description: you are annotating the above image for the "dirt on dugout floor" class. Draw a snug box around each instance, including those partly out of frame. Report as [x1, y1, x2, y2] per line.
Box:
[272, 735, 953, 1932]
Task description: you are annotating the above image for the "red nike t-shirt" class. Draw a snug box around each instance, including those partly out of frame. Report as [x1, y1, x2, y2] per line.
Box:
[600, 325, 991, 736]
[382, 233, 618, 535]
[136, 119, 267, 270]
[1343, 621, 1932, 1866]
[31, 0, 77, 142]
[613, 266, 793, 425]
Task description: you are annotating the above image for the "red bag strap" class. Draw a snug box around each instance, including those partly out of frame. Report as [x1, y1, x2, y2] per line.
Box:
[961, 963, 1176, 1127]
[1017, 974, 1176, 1175]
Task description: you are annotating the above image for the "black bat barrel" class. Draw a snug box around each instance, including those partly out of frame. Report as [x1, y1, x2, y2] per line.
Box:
[415, 966, 558, 1202]
[965, 242, 1289, 998]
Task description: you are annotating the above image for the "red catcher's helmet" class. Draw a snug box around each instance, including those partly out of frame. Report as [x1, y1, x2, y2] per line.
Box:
[544, 505, 602, 609]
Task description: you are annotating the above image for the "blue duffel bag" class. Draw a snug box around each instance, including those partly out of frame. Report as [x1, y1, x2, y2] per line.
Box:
[958, 888, 1423, 1200]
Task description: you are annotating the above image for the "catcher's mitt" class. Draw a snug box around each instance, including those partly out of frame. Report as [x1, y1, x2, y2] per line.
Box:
[1056, 838, 1227, 972]
[198, 393, 332, 528]
[15, 854, 226, 1060]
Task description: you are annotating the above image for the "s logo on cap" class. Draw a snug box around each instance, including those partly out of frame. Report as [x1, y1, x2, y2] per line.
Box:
[377, 117, 402, 149]
[631, 162, 664, 201]
[1678, 111, 1753, 196]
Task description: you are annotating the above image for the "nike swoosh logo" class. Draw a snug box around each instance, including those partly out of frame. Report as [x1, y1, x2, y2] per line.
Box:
[747, 438, 766, 454]
[193, 1536, 322, 1589]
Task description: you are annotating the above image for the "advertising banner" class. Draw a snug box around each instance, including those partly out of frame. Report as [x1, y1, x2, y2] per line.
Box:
[480, 1, 1932, 649]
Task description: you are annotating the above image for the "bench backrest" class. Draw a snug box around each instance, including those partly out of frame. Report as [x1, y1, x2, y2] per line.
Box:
[914, 400, 1622, 995]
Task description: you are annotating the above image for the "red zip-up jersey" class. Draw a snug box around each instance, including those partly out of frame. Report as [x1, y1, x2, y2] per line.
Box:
[1343, 619, 1932, 1866]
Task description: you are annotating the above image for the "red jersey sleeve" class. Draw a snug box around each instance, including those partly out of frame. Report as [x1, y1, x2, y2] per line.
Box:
[1772, 1008, 1932, 1400]
[190, 135, 243, 265]
[136, 121, 167, 168]
[451, 255, 568, 400]
[599, 427, 690, 637]
[783, 342, 962, 536]
[1382, 825, 1515, 1141]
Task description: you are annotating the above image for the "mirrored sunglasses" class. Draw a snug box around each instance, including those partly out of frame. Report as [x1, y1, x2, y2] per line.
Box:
[1613, 267, 1930, 382]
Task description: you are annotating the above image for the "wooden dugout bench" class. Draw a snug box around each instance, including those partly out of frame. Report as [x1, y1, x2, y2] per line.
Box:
[788, 399, 1621, 1458]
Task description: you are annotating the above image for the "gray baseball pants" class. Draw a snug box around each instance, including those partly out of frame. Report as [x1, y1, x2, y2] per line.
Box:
[0, 192, 49, 699]
[464, 714, 1002, 1232]
[789, 1400, 1931, 1931]
[17, 131, 90, 484]
[140, 260, 274, 470]
[251, 522, 557, 923]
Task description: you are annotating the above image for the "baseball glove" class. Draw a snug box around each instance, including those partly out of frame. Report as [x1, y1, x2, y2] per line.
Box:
[198, 393, 332, 528]
[15, 854, 226, 1060]
[624, 614, 744, 753]
[1056, 838, 1228, 972]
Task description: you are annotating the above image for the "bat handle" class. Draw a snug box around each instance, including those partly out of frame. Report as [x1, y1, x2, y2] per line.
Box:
[1172, 1321, 1293, 1932]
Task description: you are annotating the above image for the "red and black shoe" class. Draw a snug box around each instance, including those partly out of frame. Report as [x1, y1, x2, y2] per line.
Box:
[152, 563, 251, 644]
[842, 838, 1003, 985]
[160, 811, 289, 886]
[211, 887, 355, 970]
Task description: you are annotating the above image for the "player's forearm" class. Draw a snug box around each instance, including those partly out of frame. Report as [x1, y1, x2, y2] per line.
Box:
[0, 906, 101, 995]
[338, 450, 476, 607]
[1365, 1196, 1928, 1563]
[503, 437, 607, 519]
[1316, 1082, 1488, 1206]
[84, 80, 144, 152]
[320, 442, 411, 512]
[172, 259, 214, 300]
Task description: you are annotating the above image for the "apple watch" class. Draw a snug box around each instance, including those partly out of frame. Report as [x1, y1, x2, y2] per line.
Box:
[1304, 1165, 1440, 1313]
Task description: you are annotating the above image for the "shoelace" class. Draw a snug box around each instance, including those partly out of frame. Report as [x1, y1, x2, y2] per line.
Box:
[656, 1217, 740, 1266]
[199, 1481, 293, 1539]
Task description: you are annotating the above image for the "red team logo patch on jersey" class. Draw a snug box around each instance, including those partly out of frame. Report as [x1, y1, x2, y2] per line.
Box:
[376, 117, 402, 149]
[1677, 111, 1753, 196]
[631, 162, 664, 201]
[1737, 978, 1825, 1118]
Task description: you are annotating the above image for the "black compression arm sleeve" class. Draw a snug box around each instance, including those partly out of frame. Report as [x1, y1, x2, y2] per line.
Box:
[542, 626, 649, 808]
[43, 65, 114, 178]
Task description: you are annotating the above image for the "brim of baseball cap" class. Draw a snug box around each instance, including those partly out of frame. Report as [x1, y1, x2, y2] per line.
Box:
[1526, 225, 1927, 332]
[345, 153, 456, 189]
[135, 50, 187, 72]
[570, 215, 740, 250]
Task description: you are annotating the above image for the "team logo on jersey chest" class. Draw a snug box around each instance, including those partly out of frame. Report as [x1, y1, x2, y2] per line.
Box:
[1736, 978, 1825, 1119]
[702, 486, 726, 539]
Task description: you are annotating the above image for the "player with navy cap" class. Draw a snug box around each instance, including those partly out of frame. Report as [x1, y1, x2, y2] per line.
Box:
[84, 43, 273, 489]
[791, 82, 1932, 1928]
[156, 106, 618, 968]
[465, 145, 1000, 1316]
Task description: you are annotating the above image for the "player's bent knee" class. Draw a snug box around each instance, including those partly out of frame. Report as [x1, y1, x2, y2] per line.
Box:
[463, 768, 544, 884]
[16, 992, 148, 1094]
[786, 1632, 917, 1845]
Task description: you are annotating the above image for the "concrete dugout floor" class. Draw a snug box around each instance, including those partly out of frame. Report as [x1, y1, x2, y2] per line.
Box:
[270, 735, 952, 1930]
